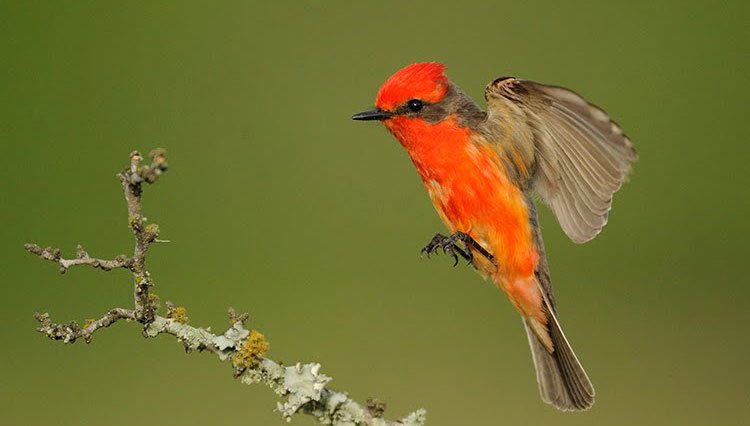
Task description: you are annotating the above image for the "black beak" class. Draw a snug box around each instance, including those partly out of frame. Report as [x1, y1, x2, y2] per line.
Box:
[352, 108, 393, 121]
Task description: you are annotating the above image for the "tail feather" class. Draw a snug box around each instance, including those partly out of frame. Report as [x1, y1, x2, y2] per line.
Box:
[524, 309, 595, 411]
[524, 196, 595, 410]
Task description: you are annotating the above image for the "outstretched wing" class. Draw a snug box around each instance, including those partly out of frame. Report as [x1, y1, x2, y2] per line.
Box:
[485, 77, 637, 243]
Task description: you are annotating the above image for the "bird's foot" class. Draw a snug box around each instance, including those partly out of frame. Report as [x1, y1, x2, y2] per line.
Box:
[420, 233, 470, 266]
[420, 232, 494, 267]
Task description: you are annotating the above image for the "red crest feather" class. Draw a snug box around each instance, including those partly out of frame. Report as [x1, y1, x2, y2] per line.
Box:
[375, 62, 448, 111]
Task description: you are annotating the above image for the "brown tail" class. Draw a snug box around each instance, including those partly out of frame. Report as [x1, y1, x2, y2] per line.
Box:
[523, 308, 595, 411]
[523, 196, 595, 410]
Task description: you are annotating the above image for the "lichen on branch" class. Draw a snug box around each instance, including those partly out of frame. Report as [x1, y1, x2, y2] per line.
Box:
[233, 329, 269, 370]
[25, 149, 426, 426]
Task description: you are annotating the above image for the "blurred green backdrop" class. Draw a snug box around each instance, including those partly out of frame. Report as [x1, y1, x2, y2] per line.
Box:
[2, 1, 748, 425]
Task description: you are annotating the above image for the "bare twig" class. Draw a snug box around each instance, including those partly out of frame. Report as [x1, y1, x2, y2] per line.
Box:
[26, 149, 426, 426]
[23, 244, 132, 273]
[116, 149, 167, 324]
[34, 309, 135, 344]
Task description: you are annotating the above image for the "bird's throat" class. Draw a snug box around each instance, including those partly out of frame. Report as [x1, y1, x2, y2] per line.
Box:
[384, 115, 471, 179]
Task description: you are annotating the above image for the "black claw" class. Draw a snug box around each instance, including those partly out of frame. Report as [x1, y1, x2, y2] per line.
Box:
[420, 232, 494, 267]
[441, 244, 459, 266]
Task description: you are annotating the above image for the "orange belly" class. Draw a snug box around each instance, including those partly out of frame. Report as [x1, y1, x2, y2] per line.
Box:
[426, 142, 543, 319]
[388, 116, 543, 321]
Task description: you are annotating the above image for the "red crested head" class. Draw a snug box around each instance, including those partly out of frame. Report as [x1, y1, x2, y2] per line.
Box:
[375, 62, 449, 111]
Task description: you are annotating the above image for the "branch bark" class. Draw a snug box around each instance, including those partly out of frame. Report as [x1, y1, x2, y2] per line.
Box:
[26, 149, 426, 426]
[23, 244, 132, 273]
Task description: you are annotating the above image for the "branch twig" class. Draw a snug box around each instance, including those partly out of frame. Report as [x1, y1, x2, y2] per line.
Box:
[23, 244, 132, 273]
[26, 149, 426, 426]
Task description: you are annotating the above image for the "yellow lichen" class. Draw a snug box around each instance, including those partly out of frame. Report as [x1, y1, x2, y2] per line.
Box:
[148, 293, 161, 310]
[144, 223, 160, 237]
[82, 318, 96, 329]
[232, 330, 269, 369]
[168, 306, 189, 324]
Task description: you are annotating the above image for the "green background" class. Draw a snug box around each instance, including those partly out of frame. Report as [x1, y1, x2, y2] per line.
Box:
[2, 1, 748, 425]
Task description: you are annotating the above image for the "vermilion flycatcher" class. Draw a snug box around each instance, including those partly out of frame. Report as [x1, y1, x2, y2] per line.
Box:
[353, 62, 636, 411]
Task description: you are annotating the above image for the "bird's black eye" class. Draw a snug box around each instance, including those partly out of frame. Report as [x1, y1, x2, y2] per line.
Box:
[407, 99, 424, 112]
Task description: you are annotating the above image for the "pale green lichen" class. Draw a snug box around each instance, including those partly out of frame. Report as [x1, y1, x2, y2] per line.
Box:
[239, 358, 286, 392]
[143, 317, 213, 351]
[291, 379, 426, 426]
[400, 409, 427, 426]
[213, 321, 250, 360]
[142, 316, 425, 425]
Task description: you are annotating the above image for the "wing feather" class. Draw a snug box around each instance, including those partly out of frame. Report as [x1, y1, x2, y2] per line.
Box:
[485, 78, 637, 243]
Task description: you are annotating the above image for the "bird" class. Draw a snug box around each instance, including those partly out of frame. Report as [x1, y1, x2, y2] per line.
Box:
[352, 62, 636, 411]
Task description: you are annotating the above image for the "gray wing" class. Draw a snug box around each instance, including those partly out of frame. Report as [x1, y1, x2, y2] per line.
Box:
[485, 77, 637, 243]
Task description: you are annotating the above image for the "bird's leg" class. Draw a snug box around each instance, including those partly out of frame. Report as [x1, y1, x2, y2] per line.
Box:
[420, 232, 494, 267]
[459, 233, 495, 264]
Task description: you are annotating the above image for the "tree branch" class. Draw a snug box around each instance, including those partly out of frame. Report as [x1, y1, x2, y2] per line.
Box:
[26, 149, 426, 426]
[24, 244, 133, 273]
